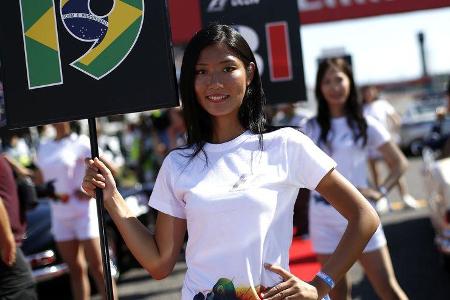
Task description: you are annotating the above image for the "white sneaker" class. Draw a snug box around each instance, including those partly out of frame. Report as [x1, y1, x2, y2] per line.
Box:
[402, 194, 419, 209]
[376, 197, 390, 214]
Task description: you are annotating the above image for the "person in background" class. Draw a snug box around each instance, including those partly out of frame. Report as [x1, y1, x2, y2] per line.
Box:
[362, 85, 418, 212]
[0, 154, 37, 300]
[433, 78, 450, 159]
[136, 114, 164, 182]
[34, 122, 117, 300]
[167, 107, 187, 150]
[305, 58, 408, 300]
[272, 102, 309, 127]
[0, 128, 34, 170]
[82, 24, 380, 300]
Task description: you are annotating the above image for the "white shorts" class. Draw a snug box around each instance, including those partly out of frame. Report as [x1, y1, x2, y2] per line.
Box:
[51, 213, 100, 242]
[309, 196, 387, 254]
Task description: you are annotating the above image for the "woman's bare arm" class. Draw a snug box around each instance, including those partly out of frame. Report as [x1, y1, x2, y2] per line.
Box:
[83, 158, 186, 279]
[376, 141, 408, 192]
[310, 169, 380, 298]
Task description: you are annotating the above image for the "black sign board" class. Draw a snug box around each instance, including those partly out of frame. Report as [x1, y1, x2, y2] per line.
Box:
[200, 0, 306, 104]
[0, 0, 178, 129]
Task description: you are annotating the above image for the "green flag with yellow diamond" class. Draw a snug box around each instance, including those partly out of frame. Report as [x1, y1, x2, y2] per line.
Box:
[20, 0, 62, 89]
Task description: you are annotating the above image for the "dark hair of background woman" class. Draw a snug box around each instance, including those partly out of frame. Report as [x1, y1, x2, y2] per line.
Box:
[314, 57, 367, 150]
[179, 24, 267, 159]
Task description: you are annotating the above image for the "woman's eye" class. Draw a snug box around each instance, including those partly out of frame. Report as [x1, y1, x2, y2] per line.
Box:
[335, 77, 344, 84]
[195, 69, 206, 75]
[224, 66, 235, 72]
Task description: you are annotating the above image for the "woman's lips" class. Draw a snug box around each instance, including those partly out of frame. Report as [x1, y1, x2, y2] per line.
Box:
[206, 95, 229, 103]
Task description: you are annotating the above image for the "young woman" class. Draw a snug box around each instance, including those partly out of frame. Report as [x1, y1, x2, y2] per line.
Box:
[361, 85, 418, 211]
[35, 122, 117, 300]
[83, 25, 379, 300]
[305, 58, 408, 300]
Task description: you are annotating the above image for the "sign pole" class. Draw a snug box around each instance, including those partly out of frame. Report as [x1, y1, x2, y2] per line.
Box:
[88, 117, 114, 300]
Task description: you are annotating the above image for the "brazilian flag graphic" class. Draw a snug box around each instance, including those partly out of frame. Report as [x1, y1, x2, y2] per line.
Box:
[61, 0, 144, 79]
[20, 0, 62, 89]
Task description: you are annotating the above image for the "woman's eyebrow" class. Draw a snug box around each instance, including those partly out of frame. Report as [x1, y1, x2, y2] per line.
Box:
[196, 59, 237, 66]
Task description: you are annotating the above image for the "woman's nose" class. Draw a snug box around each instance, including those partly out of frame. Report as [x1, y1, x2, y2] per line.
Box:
[208, 72, 223, 87]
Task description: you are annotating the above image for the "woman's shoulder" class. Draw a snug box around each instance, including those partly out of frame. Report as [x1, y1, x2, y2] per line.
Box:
[263, 126, 303, 139]
[365, 115, 385, 130]
[304, 116, 318, 127]
[263, 126, 312, 146]
[164, 146, 194, 166]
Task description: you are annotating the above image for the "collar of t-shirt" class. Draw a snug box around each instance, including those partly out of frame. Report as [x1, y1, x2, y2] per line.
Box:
[203, 130, 252, 152]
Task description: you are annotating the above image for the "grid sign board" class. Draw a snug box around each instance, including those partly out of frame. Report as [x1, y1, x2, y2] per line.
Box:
[0, 0, 178, 129]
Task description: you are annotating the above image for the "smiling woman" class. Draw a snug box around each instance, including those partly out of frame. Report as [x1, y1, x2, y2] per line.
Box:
[194, 44, 254, 137]
[82, 24, 381, 300]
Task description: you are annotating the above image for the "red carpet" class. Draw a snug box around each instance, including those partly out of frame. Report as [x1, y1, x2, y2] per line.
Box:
[289, 236, 321, 281]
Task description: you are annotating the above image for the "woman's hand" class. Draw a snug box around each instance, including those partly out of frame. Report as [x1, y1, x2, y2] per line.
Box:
[261, 264, 319, 300]
[82, 157, 117, 201]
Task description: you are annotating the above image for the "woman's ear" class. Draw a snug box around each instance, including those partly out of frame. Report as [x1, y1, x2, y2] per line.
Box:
[246, 62, 255, 86]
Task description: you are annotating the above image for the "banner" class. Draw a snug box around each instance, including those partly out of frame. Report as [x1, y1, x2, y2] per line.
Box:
[298, 0, 450, 24]
[0, 0, 178, 129]
[201, 0, 307, 104]
[168, 0, 450, 44]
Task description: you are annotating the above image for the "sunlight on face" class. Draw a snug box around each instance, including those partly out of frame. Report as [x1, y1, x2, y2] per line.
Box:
[194, 43, 253, 123]
[320, 67, 351, 107]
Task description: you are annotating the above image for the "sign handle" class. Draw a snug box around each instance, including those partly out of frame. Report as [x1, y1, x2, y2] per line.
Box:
[88, 118, 114, 300]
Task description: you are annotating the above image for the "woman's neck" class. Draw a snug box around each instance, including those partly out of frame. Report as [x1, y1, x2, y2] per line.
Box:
[54, 131, 71, 141]
[329, 105, 345, 118]
[211, 118, 245, 144]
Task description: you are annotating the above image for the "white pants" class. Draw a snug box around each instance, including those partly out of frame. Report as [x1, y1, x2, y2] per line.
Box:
[51, 212, 100, 242]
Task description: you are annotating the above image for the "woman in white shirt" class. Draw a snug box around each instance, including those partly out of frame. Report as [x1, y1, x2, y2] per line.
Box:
[305, 58, 408, 300]
[362, 85, 418, 211]
[83, 25, 380, 300]
[35, 122, 117, 300]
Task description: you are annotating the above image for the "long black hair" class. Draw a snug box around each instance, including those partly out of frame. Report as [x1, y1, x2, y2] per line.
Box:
[179, 24, 267, 159]
[315, 58, 367, 150]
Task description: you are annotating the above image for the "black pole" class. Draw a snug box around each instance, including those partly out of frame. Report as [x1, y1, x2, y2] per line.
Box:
[417, 31, 428, 78]
[88, 118, 114, 300]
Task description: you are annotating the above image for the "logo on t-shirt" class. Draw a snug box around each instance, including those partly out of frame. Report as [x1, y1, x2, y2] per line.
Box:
[193, 277, 265, 299]
[230, 174, 250, 191]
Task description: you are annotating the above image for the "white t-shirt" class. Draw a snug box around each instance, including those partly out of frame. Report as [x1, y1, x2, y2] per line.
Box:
[149, 127, 336, 300]
[363, 99, 399, 145]
[36, 133, 96, 219]
[304, 116, 390, 190]
[363, 99, 394, 127]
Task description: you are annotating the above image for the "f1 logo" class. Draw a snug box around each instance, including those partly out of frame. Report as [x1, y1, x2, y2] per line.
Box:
[207, 0, 228, 12]
[19, 0, 144, 89]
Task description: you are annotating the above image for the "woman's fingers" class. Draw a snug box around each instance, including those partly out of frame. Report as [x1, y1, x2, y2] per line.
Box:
[262, 264, 315, 299]
[261, 281, 292, 299]
[83, 157, 116, 200]
[265, 264, 292, 280]
[93, 157, 112, 177]
[82, 173, 106, 195]
[85, 158, 98, 172]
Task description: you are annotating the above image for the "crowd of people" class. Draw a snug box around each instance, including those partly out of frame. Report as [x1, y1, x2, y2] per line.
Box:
[1, 23, 450, 300]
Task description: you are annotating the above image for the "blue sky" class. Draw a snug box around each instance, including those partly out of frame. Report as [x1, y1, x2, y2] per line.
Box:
[300, 7, 450, 88]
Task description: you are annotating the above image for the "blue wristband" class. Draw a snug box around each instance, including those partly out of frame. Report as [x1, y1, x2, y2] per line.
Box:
[316, 271, 335, 289]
